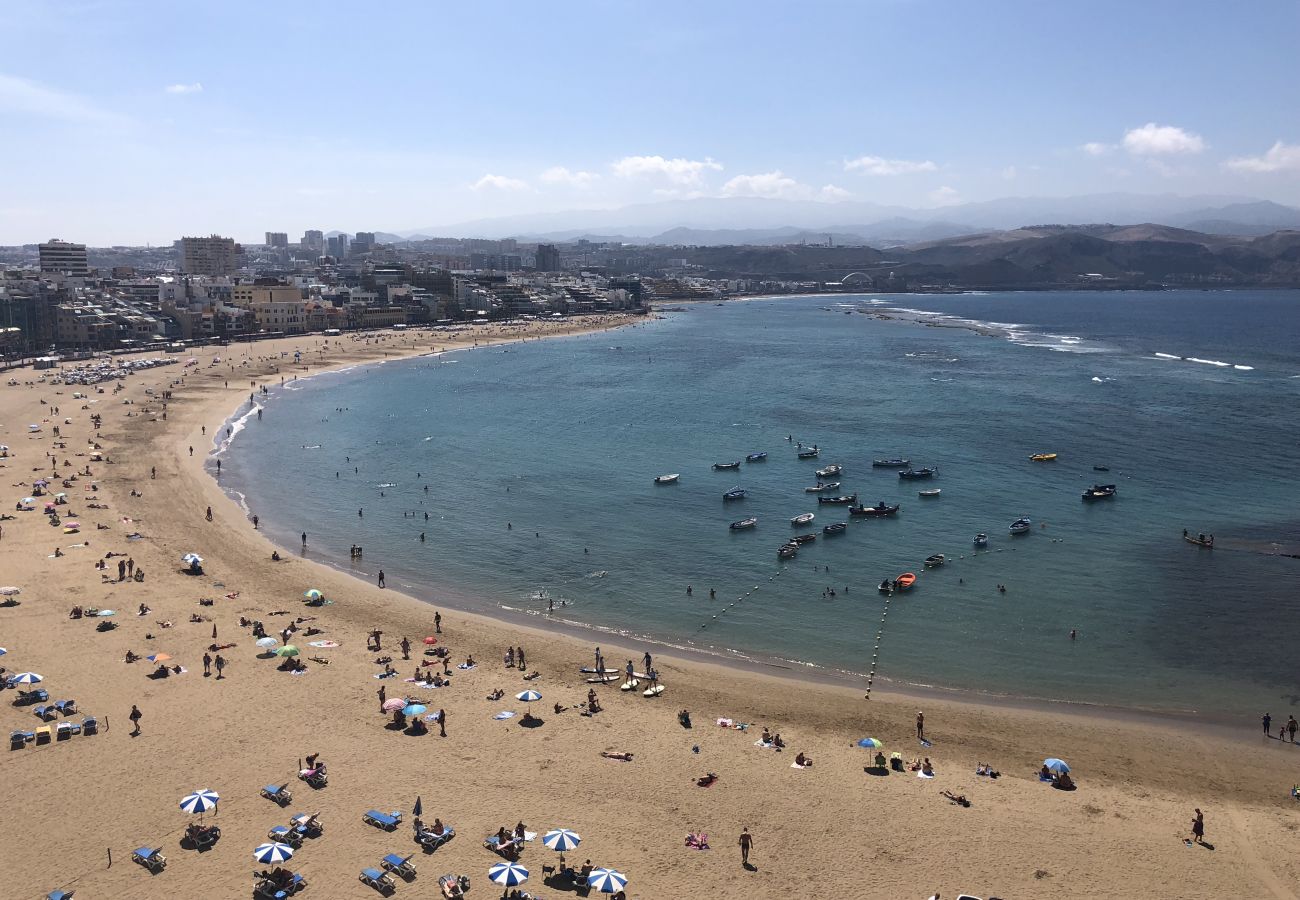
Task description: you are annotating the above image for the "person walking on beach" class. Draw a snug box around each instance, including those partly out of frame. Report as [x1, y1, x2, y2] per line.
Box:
[643, 651, 653, 674]
[739, 827, 754, 867]
[1289, 716, 1298, 743]
[1263, 713, 1272, 737]
[117, 559, 126, 581]
[127, 558, 134, 577]
[129, 704, 142, 736]
[214, 654, 226, 679]
[203, 652, 212, 677]
[517, 647, 526, 670]
[400, 637, 411, 660]
[434, 611, 441, 634]
[378, 685, 387, 712]
[916, 711, 925, 741]
[1190, 808, 1205, 845]
[377, 570, 385, 588]
[438, 708, 447, 737]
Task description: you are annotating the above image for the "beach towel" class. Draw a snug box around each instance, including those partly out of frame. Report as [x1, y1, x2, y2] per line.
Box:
[308, 640, 338, 648]
[791, 761, 810, 769]
[716, 717, 733, 727]
[373, 672, 396, 679]
[456, 663, 476, 670]
[917, 771, 934, 779]
[493, 711, 516, 720]
[754, 740, 774, 749]
[289, 669, 309, 676]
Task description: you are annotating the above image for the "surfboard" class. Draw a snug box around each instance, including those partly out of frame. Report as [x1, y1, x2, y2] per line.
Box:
[586, 674, 618, 683]
[642, 684, 666, 697]
[620, 679, 640, 691]
[579, 667, 615, 674]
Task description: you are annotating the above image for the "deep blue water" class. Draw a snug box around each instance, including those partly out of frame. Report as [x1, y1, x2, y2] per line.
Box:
[221, 291, 1300, 715]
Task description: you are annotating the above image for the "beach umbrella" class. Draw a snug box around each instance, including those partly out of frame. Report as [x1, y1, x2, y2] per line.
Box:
[179, 789, 220, 815]
[488, 862, 529, 888]
[542, 829, 581, 852]
[413, 796, 423, 818]
[303, 589, 323, 600]
[33, 479, 47, 486]
[253, 842, 295, 865]
[96, 609, 116, 617]
[11, 672, 43, 684]
[276, 645, 299, 658]
[0, 587, 20, 596]
[516, 690, 542, 703]
[422, 636, 438, 645]
[0, 648, 7, 656]
[1043, 757, 1070, 774]
[181, 553, 203, 565]
[256, 637, 279, 649]
[382, 698, 407, 712]
[20, 498, 34, 505]
[856, 738, 884, 749]
[147, 653, 172, 663]
[402, 703, 427, 717]
[587, 868, 627, 894]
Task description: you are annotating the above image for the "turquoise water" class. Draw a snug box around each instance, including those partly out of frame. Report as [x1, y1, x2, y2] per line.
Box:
[221, 291, 1300, 715]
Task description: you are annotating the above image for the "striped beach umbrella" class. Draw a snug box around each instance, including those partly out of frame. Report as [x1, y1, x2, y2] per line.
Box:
[516, 690, 542, 702]
[488, 862, 529, 888]
[180, 789, 220, 815]
[253, 842, 295, 864]
[181, 553, 203, 565]
[542, 829, 581, 852]
[11, 672, 43, 684]
[382, 698, 407, 712]
[256, 637, 279, 649]
[587, 868, 627, 893]
[147, 653, 172, 663]
[857, 738, 884, 749]
[0, 648, 6, 656]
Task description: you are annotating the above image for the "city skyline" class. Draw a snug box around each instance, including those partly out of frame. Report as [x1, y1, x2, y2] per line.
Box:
[2, 0, 1298, 244]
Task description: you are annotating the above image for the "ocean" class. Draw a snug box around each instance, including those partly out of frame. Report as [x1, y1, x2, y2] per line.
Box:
[219, 291, 1300, 717]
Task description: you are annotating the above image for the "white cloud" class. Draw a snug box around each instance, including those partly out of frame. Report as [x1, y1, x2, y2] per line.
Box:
[1225, 141, 1300, 174]
[721, 170, 805, 199]
[1122, 123, 1204, 156]
[0, 72, 123, 125]
[164, 82, 203, 95]
[470, 173, 529, 191]
[539, 166, 599, 187]
[929, 185, 961, 206]
[843, 155, 937, 176]
[819, 184, 852, 201]
[1081, 142, 1114, 156]
[611, 155, 722, 185]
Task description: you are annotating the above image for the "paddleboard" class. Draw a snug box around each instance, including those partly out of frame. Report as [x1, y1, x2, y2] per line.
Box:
[579, 667, 616, 674]
[586, 674, 618, 683]
[642, 684, 666, 697]
[620, 679, 640, 691]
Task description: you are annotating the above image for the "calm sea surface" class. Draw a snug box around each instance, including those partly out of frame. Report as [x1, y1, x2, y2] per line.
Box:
[221, 291, 1300, 716]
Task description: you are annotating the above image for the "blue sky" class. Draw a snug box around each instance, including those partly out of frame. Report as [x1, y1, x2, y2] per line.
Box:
[2, 0, 1298, 244]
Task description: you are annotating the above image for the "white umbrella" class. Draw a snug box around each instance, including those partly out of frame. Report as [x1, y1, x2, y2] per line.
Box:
[542, 829, 581, 852]
[182, 553, 203, 565]
[180, 789, 220, 815]
[10, 672, 43, 684]
[488, 862, 529, 888]
[253, 842, 295, 864]
[256, 637, 279, 649]
[587, 868, 628, 894]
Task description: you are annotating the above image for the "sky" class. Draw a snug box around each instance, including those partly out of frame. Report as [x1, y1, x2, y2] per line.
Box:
[2, 0, 1298, 244]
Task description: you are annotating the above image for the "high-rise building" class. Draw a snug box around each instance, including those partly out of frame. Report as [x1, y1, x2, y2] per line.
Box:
[302, 230, 324, 252]
[265, 232, 289, 248]
[351, 232, 377, 255]
[326, 234, 348, 258]
[181, 235, 243, 276]
[535, 243, 561, 272]
[39, 239, 90, 277]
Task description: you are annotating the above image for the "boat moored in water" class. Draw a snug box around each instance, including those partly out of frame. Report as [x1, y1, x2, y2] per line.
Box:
[1081, 484, 1116, 501]
[745, 452, 768, 462]
[778, 544, 798, 559]
[924, 553, 946, 568]
[713, 461, 741, 471]
[899, 467, 937, 479]
[805, 482, 841, 493]
[815, 464, 842, 478]
[1029, 453, 1058, 462]
[654, 473, 680, 484]
[817, 493, 858, 505]
[729, 517, 758, 530]
[797, 448, 820, 459]
[789, 533, 817, 545]
[790, 512, 815, 527]
[1009, 517, 1032, 534]
[1183, 531, 1214, 548]
[849, 502, 900, 517]
[822, 522, 847, 535]
[723, 488, 747, 501]
[873, 458, 910, 468]
[918, 488, 941, 497]
[973, 533, 988, 547]
[894, 572, 917, 590]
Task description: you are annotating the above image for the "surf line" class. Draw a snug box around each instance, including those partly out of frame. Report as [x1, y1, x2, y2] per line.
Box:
[697, 568, 781, 630]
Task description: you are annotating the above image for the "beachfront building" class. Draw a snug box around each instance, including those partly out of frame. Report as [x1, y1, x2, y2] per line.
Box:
[181, 235, 243, 276]
[232, 278, 308, 334]
[39, 239, 90, 278]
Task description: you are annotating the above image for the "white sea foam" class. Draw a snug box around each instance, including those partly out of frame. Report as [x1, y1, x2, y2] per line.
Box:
[1187, 357, 1230, 367]
[1233, 365, 1254, 371]
[1153, 352, 1180, 360]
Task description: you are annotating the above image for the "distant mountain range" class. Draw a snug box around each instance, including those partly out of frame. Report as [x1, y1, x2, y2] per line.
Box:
[386, 194, 1300, 246]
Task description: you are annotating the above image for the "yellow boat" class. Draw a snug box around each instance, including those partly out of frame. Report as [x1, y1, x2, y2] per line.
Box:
[1029, 453, 1058, 462]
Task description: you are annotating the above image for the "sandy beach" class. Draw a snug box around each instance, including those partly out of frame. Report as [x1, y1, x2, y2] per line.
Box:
[2, 317, 1298, 900]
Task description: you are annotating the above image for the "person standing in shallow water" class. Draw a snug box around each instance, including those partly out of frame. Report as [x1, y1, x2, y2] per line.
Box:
[377, 570, 385, 588]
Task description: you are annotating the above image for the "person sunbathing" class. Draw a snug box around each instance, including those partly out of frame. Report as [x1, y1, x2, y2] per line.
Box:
[553, 701, 567, 714]
[487, 688, 504, 701]
[1055, 772, 1075, 790]
[773, 733, 786, 749]
[942, 789, 971, 807]
[124, 649, 139, 663]
[921, 758, 934, 776]
[696, 772, 718, 787]
[601, 751, 633, 761]
[465, 655, 476, 667]
[760, 726, 772, 744]
[430, 817, 445, 835]
[795, 751, 812, 767]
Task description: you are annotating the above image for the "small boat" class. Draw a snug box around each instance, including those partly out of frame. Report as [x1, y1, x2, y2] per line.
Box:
[797, 448, 820, 459]
[713, 461, 741, 471]
[1081, 484, 1116, 502]
[878, 579, 893, 593]
[898, 467, 937, 479]
[1093, 465, 1110, 472]
[973, 533, 988, 547]
[778, 544, 798, 559]
[822, 522, 847, 535]
[1184, 533, 1214, 548]
[789, 533, 818, 545]
[924, 554, 946, 568]
[723, 488, 747, 501]
[873, 458, 910, 468]
[894, 572, 917, 590]
[790, 512, 815, 527]
[730, 517, 758, 530]
[818, 494, 858, 505]
[1009, 517, 1032, 534]
[745, 452, 767, 462]
[805, 482, 841, 493]
[815, 464, 842, 478]
[918, 488, 941, 498]
[654, 473, 680, 485]
[849, 502, 899, 517]
[1029, 453, 1058, 462]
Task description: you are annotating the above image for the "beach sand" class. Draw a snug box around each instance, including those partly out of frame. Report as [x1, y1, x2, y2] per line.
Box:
[1, 318, 1298, 900]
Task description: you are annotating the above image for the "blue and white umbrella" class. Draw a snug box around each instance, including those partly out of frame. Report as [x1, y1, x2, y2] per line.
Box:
[181, 553, 203, 564]
[253, 842, 295, 864]
[11, 671, 43, 684]
[1043, 757, 1070, 774]
[488, 862, 529, 887]
[587, 868, 627, 893]
[542, 828, 581, 852]
[180, 789, 220, 815]
[0, 647, 7, 656]
[515, 690, 542, 702]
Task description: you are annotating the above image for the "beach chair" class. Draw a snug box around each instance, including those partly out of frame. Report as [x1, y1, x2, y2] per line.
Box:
[46, 890, 75, 900]
[381, 852, 417, 879]
[34, 724, 53, 745]
[16, 688, 49, 705]
[81, 716, 98, 736]
[439, 874, 467, 898]
[261, 783, 293, 806]
[299, 767, 327, 788]
[10, 730, 33, 750]
[268, 825, 303, 848]
[33, 704, 58, 721]
[56, 721, 81, 740]
[132, 847, 167, 872]
[55, 699, 77, 715]
[291, 814, 323, 837]
[415, 825, 454, 849]
[363, 809, 402, 831]
[359, 867, 395, 894]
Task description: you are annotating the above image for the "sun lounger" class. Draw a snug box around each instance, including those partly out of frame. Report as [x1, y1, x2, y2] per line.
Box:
[439, 874, 467, 898]
[132, 847, 166, 871]
[10, 730, 33, 750]
[254, 876, 303, 900]
[363, 809, 403, 830]
[54, 699, 77, 715]
[381, 853, 417, 878]
[15, 689, 49, 705]
[46, 890, 75, 899]
[291, 814, 323, 837]
[34, 724, 53, 745]
[34, 704, 58, 721]
[261, 783, 293, 805]
[360, 867, 395, 893]
[56, 721, 81, 740]
[268, 825, 303, 848]
[416, 825, 454, 848]
[81, 716, 98, 736]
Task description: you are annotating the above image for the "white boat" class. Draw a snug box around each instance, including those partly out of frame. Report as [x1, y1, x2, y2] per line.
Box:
[790, 512, 815, 527]
[973, 533, 988, 547]
[1009, 517, 1032, 534]
[918, 488, 941, 497]
[815, 464, 842, 478]
[654, 473, 679, 484]
[805, 482, 841, 493]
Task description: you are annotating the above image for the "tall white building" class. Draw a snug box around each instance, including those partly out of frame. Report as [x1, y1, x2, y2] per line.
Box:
[181, 235, 243, 276]
[39, 239, 90, 277]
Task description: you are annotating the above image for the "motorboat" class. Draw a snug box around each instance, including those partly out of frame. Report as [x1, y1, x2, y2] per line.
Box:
[894, 572, 917, 590]
[1009, 517, 1032, 534]
[873, 458, 910, 468]
[730, 517, 758, 530]
[815, 464, 842, 478]
[918, 488, 941, 497]
[1029, 453, 1058, 462]
[723, 488, 747, 501]
[713, 461, 741, 471]
[973, 533, 988, 547]
[849, 502, 899, 517]
[654, 473, 680, 485]
[790, 512, 815, 527]
[797, 448, 820, 459]
[778, 544, 798, 559]
[789, 533, 818, 545]
[1081, 484, 1116, 501]
[805, 482, 841, 493]
[818, 493, 858, 505]
[898, 467, 937, 479]
[1093, 465, 1110, 472]
[924, 554, 946, 568]
[745, 452, 768, 462]
[1184, 532, 1214, 548]
[822, 522, 847, 535]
